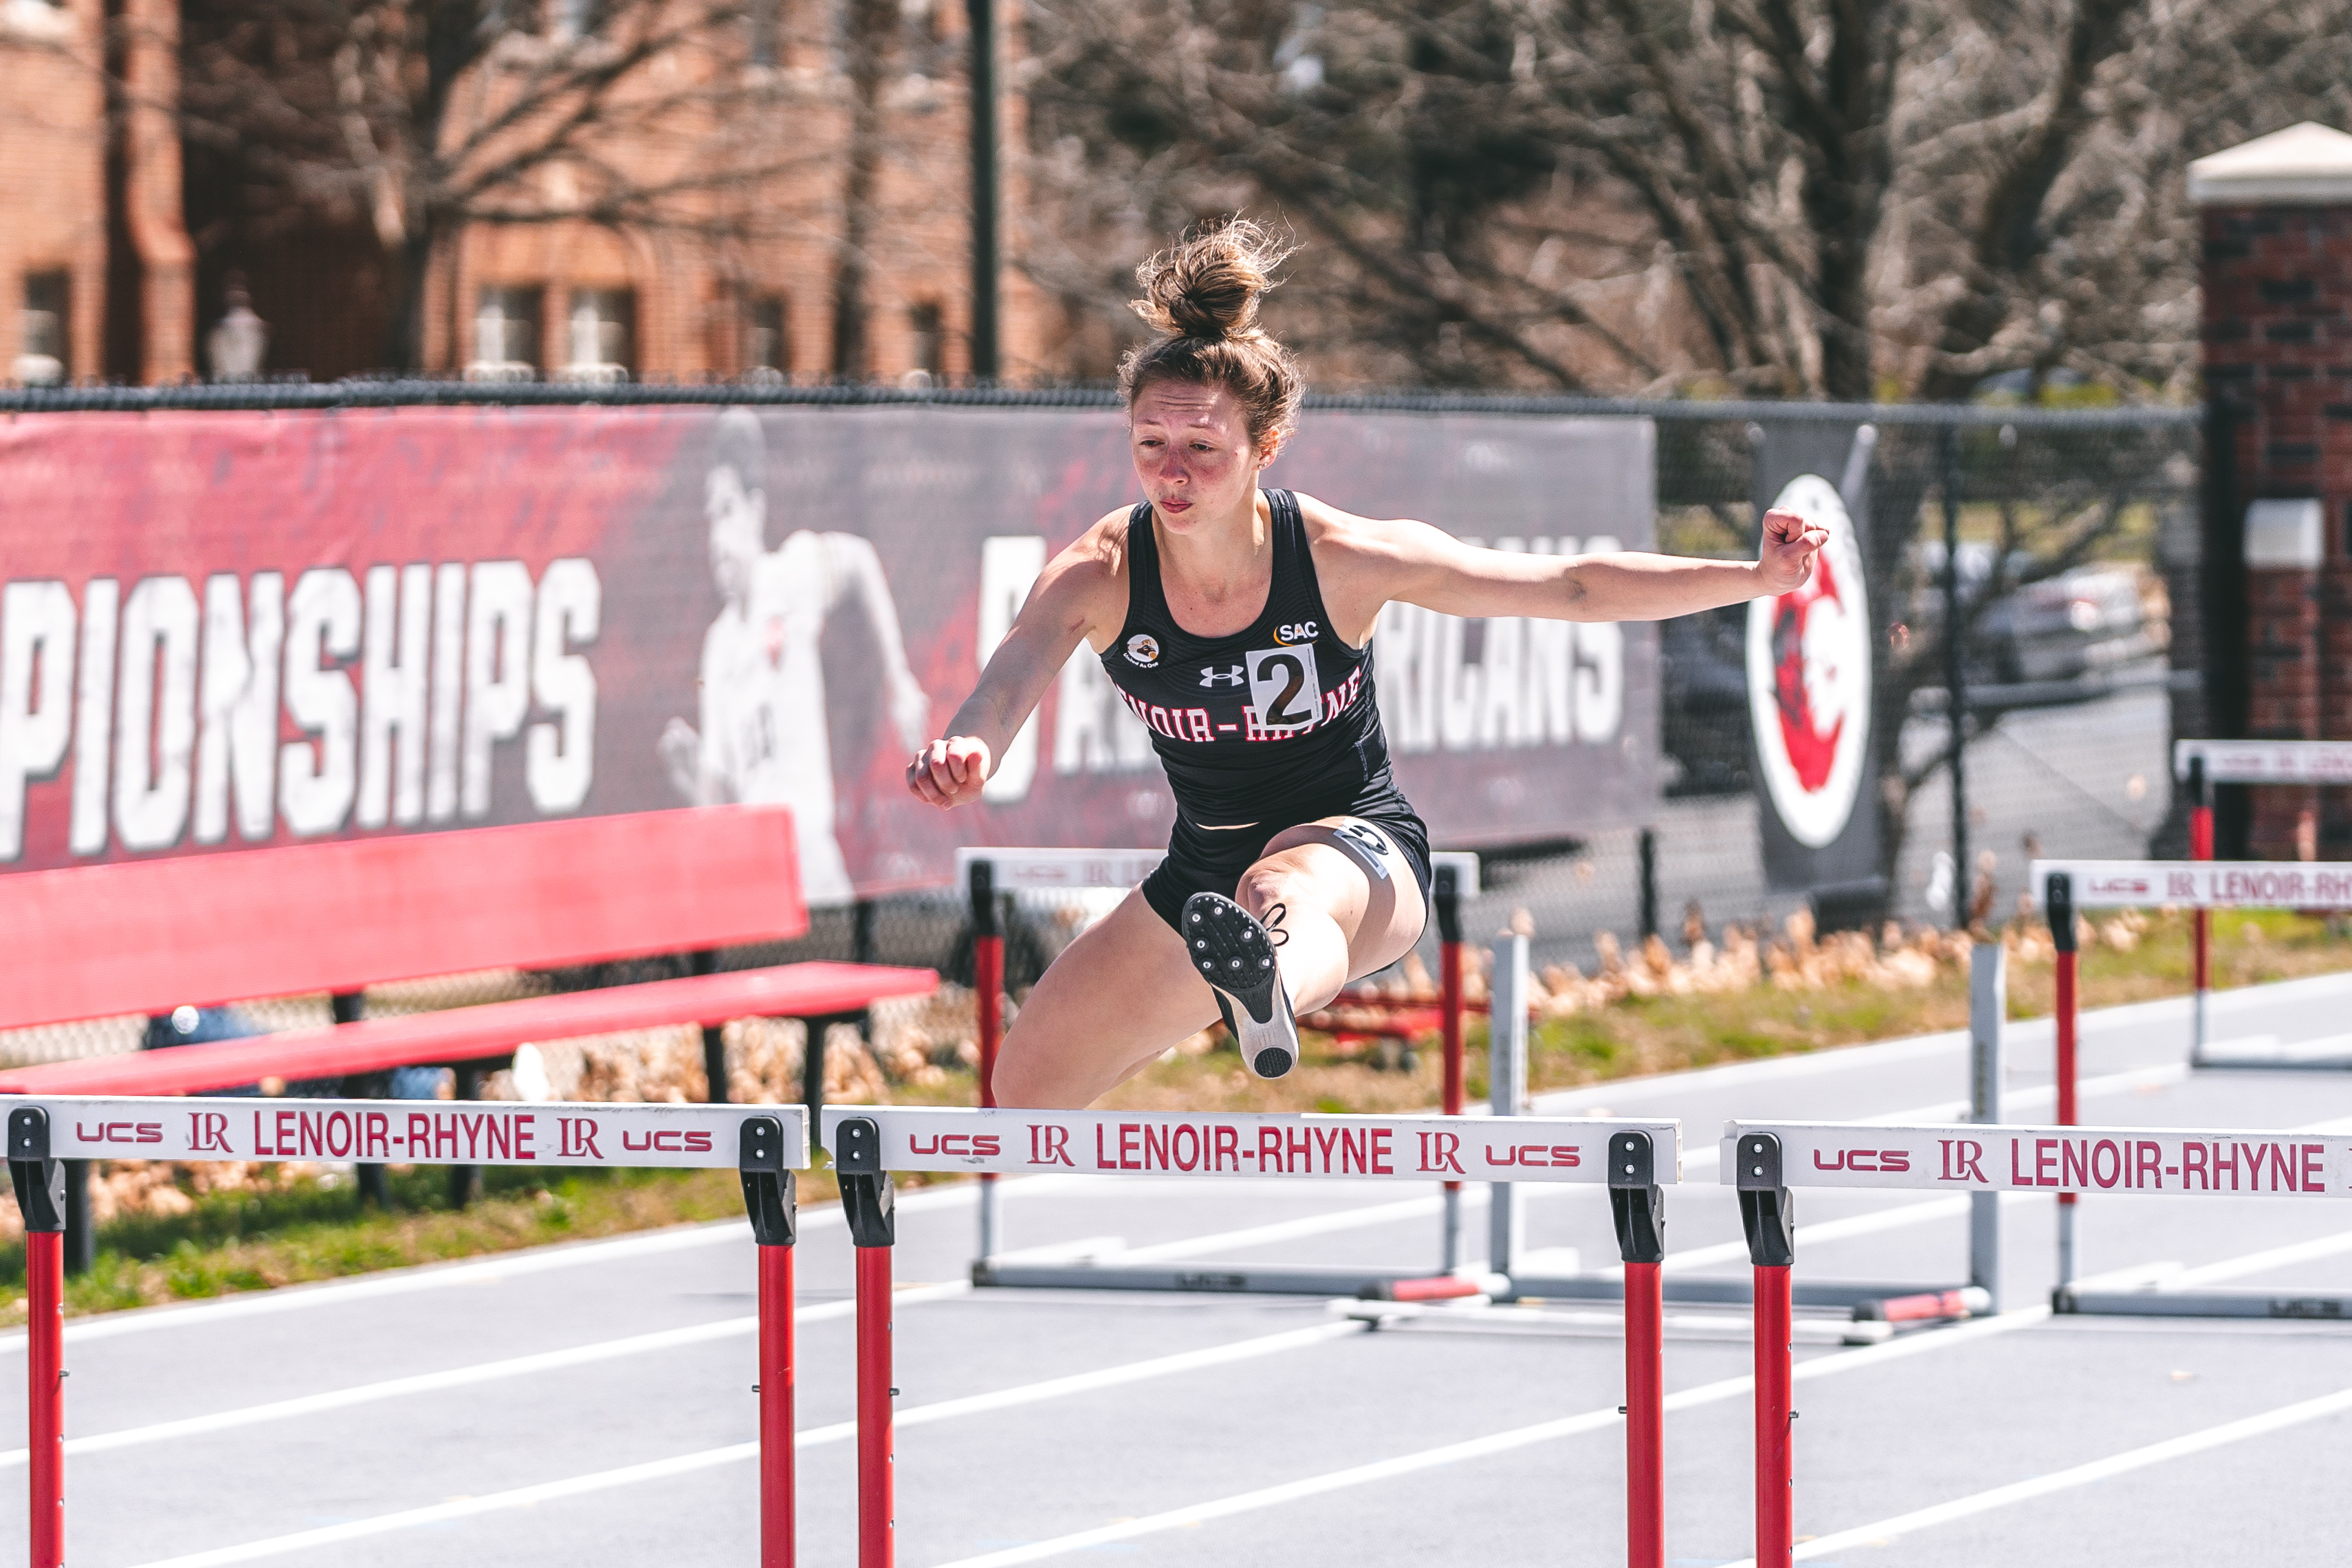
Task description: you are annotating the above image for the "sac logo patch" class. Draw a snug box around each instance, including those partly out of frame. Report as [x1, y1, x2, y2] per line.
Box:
[1124, 634, 1161, 668]
[1275, 621, 1319, 645]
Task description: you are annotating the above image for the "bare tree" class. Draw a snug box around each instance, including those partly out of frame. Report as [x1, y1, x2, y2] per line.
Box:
[174, 0, 834, 371]
[1020, 0, 2352, 399]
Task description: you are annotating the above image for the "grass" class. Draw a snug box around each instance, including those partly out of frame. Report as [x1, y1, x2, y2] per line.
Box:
[21, 907, 2352, 1319]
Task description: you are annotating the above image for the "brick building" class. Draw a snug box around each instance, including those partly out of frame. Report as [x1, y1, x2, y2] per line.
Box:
[2195, 122, 2352, 858]
[0, 0, 193, 385]
[5, 0, 1042, 386]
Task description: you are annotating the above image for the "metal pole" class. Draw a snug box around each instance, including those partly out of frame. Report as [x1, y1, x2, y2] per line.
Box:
[1609, 1130, 1667, 1568]
[971, 859, 1003, 1261]
[1968, 942, 2005, 1312]
[740, 1117, 797, 1568]
[2049, 872, 2078, 1288]
[1942, 424, 1970, 929]
[1735, 1131, 1794, 1568]
[10, 1109, 67, 1568]
[1486, 931, 1529, 1277]
[2189, 756, 2212, 1066]
[1637, 828, 1658, 943]
[837, 1117, 897, 1568]
[692, 951, 730, 1105]
[967, 0, 1000, 380]
[1436, 865, 1464, 1272]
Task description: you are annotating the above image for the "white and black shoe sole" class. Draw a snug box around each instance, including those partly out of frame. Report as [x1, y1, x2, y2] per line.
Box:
[1181, 892, 1299, 1079]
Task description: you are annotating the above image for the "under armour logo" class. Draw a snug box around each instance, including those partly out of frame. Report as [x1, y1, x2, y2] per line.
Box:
[1199, 665, 1246, 687]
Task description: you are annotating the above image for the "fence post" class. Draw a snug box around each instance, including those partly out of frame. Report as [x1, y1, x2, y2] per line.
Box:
[10, 1107, 66, 1568]
[971, 859, 1003, 1262]
[837, 1116, 897, 1568]
[2049, 871, 2079, 1290]
[693, 951, 730, 1105]
[1435, 865, 1464, 1273]
[1487, 931, 1530, 1277]
[2188, 755, 2212, 1066]
[1609, 1129, 1667, 1568]
[1942, 423, 1970, 930]
[1637, 829, 1658, 943]
[1968, 942, 2005, 1312]
[740, 1117, 798, 1568]
[1735, 1130, 1795, 1568]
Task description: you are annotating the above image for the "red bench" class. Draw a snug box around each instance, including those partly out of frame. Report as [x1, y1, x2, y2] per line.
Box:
[0, 806, 935, 1261]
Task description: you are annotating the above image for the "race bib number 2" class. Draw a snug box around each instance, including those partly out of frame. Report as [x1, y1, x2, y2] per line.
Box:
[1246, 645, 1321, 738]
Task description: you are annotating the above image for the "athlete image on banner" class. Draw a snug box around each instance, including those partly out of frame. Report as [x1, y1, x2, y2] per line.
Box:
[659, 409, 933, 904]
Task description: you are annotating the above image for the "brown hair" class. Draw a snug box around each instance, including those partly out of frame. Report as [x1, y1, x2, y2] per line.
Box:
[1118, 220, 1303, 452]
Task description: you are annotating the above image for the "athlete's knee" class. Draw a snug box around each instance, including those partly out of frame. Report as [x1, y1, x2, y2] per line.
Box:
[1235, 861, 1318, 919]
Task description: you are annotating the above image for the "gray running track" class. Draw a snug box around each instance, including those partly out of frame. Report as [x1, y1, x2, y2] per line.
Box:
[13, 969, 2352, 1567]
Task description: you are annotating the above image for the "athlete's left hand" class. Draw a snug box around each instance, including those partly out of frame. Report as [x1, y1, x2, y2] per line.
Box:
[1756, 507, 1830, 595]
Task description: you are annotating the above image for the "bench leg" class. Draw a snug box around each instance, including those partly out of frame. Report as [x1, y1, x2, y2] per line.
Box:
[61, 1162, 93, 1278]
[703, 1024, 730, 1105]
[448, 1065, 483, 1209]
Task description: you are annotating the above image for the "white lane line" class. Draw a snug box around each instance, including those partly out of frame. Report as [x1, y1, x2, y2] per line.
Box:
[0, 1183, 989, 1354]
[0, 1283, 977, 1469]
[2164, 1230, 2352, 1289]
[929, 1306, 2055, 1568]
[118, 1320, 1367, 1568]
[1744, 1382, 2352, 1565]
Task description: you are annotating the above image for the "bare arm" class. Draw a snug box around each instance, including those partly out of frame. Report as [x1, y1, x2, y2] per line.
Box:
[908, 518, 1124, 808]
[1323, 505, 1828, 626]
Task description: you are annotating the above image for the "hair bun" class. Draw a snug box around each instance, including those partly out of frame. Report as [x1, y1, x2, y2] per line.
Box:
[1132, 219, 1295, 342]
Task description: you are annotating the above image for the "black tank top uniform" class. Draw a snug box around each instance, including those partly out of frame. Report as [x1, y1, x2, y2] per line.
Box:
[1103, 488, 1432, 931]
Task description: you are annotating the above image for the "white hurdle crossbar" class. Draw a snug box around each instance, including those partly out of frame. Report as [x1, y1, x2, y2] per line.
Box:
[953, 845, 1484, 1296]
[822, 1103, 1680, 1568]
[1724, 1115, 2352, 1568]
[3, 1097, 809, 1568]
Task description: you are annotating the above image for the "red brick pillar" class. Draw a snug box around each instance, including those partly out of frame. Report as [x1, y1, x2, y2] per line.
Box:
[2193, 122, 2352, 859]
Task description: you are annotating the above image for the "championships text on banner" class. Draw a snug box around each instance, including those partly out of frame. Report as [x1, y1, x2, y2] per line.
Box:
[822, 1106, 1679, 1183]
[0, 408, 1656, 892]
[2030, 859, 2352, 910]
[23, 1096, 809, 1169]
[1722, 1120, 2352, 1197]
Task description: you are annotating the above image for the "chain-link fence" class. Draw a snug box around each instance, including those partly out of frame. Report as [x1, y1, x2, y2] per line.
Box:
[0, 385, 2206, 1071]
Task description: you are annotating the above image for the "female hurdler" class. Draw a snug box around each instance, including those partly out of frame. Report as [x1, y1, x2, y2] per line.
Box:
[910, 223, 1827, 1109]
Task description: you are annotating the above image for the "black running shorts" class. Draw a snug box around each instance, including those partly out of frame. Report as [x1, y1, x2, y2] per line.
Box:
[1140, 805, 1433, 938]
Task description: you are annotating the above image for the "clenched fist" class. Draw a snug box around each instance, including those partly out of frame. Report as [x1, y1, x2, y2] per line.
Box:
[907, 736, 993, 808]
[1756, 507, 1830, 595]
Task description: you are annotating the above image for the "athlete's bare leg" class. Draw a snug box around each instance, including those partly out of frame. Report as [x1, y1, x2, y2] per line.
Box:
[991, 815, 1428, 1108]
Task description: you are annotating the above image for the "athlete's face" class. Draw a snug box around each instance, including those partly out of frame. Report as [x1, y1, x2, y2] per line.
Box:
[704, 464, 765, 603]
[1129, 381, 1275, 535]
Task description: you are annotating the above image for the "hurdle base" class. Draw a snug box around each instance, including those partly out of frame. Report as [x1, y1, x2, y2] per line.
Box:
[2056, 1285, 2352, 1320]
[973, 1258, 1471, 1296]
[1504, 1272, 1975, 1310]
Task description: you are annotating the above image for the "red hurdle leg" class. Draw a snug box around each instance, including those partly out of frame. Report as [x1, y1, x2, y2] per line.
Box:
[740, 1118, 800, 1568]
[971, 860, 1004, 1259]
[1752, 1262, 1794, 1568]
[1733, 1131, 1795, 1568]
[836, 1117, 899, 1568]
[2191, 777, 2213, 1063]
[8, 1114, 67, 1568]
[757, 1243, 796, 1568]
[2049, 870, 2079, 1285]
[1607, 1128, 1667, 1568]
[1623, 1260, 1664, 1568]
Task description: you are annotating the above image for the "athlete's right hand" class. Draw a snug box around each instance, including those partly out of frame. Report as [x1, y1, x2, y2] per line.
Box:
[908, 736, 993, 808]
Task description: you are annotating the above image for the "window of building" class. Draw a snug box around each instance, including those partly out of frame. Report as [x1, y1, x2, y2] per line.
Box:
[745, 296, 788, 382]
[747, 0, 781, 65]
[562, 287, 633, 382]
[907, 302, 945, 388]
[15, 272, 68, 386]
[470, 286, 543, 381]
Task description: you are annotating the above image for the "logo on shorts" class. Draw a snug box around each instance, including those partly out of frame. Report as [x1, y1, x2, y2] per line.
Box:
[1199, 665, 1246, 687]
[1124, 634, 1161, 668]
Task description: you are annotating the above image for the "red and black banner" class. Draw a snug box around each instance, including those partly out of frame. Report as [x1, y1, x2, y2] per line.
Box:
[0, 405, 1656, 898]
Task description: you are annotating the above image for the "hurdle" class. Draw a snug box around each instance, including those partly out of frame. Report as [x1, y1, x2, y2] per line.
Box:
[822, 1102, 1679, 1568]
[1723, 1114, 2352, 1568]
[2173, 738, 2352, 1068]
[956, 846, 1488, 1296]
[2032, 859, 2352, 1316]
[3, 1096, 807, 1568]
[1501, 937, 2010, 1316]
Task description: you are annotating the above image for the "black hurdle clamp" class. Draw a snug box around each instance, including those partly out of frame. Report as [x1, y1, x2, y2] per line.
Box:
[969, 858, 998, 938]
[1607, 1129, 1666, 1266]
[738, 1116, 797, 1248]
[7, 1107, 63, 1235]
[1433, 864, 1462, 946]
[835, 1115, 897, 1249]
[2047, 871, 2076, 955]
[1735, 1131, 1794, 1269]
